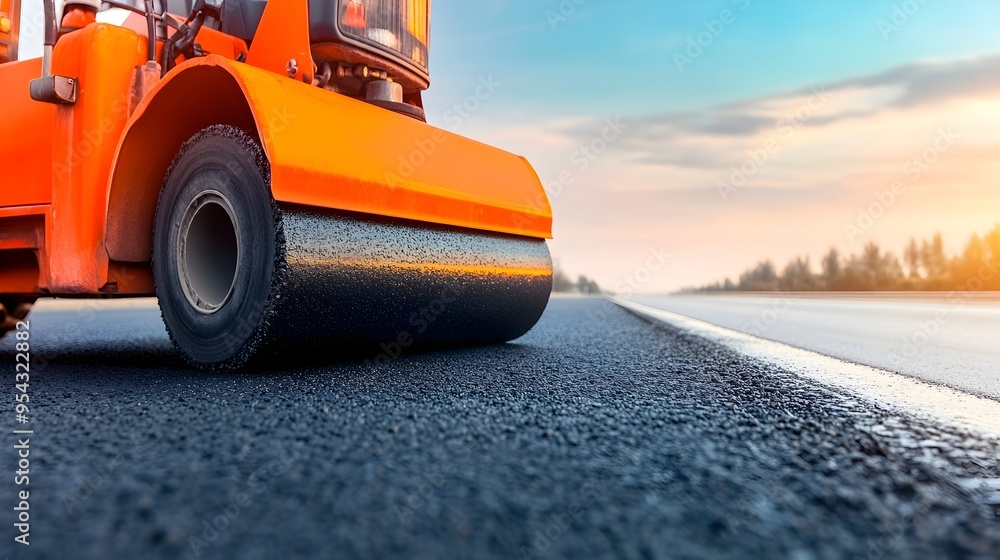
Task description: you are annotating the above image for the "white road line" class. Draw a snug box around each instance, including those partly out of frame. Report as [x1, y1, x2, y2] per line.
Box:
[613, 297, 1000, 439]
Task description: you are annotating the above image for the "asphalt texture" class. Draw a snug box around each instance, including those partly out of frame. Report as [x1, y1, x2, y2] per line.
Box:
[2, 297, 1000, 559]
[630, 294, 1000, 400]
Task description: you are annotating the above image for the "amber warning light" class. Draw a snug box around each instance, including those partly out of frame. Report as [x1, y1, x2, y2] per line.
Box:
[340, 0, 430, 69]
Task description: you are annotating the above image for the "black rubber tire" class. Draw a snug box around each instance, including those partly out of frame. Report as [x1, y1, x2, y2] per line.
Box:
[153, 125, 280, 370]
[152, 126, 552, 370]
[0, 297, 35, 338]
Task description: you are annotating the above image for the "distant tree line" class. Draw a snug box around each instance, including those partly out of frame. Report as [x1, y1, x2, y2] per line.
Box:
[690, 225, 1000, 292]
[553, 266, 602, 294]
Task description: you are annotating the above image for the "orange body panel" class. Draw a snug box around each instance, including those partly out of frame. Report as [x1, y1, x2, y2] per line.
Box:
[0, 59, 55, 207]
[235, 59, 553, 239]
[251, 67, 554, 240]
[47, 24, 146, 293]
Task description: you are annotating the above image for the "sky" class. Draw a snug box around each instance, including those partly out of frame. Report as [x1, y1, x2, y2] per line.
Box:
[422, 0, 1000, 293]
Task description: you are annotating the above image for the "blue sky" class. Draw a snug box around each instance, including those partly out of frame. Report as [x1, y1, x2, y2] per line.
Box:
[428, 1, 1000, 116]
[421, 1, 1000, 292]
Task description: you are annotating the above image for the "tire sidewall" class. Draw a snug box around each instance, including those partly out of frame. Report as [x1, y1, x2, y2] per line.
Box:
[153, 130, 276, 367]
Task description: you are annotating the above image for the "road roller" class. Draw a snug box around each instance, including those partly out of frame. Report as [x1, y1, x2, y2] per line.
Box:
[0, 0, 553, 368]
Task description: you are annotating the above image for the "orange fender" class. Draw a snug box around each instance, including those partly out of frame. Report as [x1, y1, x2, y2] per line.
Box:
[106, 56, 552, 264]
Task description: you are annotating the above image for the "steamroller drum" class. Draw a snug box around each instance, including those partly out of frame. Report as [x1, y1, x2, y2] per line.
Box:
[0, 298, 35, 338]
[153, 125, 552, 370]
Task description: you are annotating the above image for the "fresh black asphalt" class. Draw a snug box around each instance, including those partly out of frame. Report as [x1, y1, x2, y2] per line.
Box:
[1, 297, 999, 559]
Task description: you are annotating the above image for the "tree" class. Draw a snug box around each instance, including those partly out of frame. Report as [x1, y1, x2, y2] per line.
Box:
[820, 248, 842, 289]
[576, 275, 602, 294]
[552, 266, 574, 293]
[739, 261, 779, 291]
[552, 267, 602, 294]
[855, 242, 903, 290]
[904, 238, 921, 279]
[780, 257, 814, 292]
[954, 230, 1000, 290]
[955, 234, 984, 283]
[921, 233, 948, 279]
[983, 226, 1000, 290]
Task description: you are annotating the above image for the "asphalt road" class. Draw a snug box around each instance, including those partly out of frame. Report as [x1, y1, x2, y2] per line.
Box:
[630, 294, 1000, 400]
[1, 297, 999, 559]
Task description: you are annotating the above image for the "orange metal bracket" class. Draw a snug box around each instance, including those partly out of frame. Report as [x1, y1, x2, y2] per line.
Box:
[47, 23, 145, 293]
[0, 205, 50, 293]
[246, 0, 317, 84]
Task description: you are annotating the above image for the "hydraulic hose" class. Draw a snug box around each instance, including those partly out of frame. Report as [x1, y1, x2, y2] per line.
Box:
[145, 0, 157, 62]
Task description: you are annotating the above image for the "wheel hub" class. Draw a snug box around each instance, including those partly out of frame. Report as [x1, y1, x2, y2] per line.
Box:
[177, 190, 241, 314]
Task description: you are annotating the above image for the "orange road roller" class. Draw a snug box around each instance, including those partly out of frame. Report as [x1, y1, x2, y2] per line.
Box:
[0, 0, 553, 368]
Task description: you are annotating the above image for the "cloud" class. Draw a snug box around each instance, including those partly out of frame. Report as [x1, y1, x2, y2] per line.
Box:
[550, 53, 1000, 174]
[839, 54, 1000, 109]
